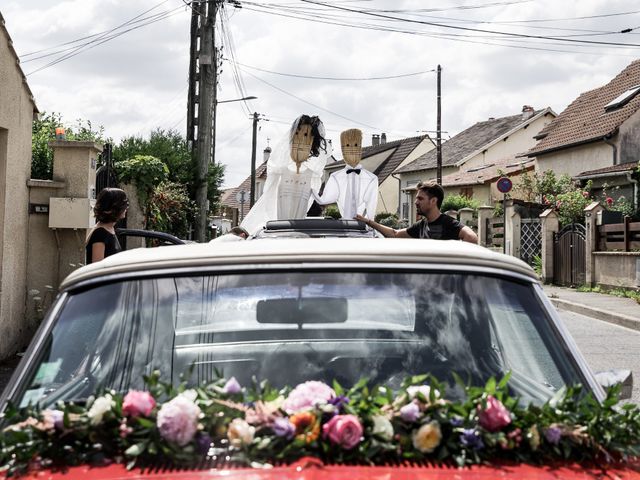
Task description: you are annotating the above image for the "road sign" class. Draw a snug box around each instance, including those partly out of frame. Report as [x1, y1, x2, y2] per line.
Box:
[497, 177, 513, 194]
[235, 190, 247, 204]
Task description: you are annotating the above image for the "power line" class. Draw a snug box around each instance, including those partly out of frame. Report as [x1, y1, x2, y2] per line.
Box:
[25, 6, 186, 75]
[298, 0, 640, 47]
[231, 61, 435, 80]
[241, 68, 382, 131]
[241, 5, 637, 57]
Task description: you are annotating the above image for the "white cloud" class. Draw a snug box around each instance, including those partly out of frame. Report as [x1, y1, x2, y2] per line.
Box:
[3, 0, 639, 188]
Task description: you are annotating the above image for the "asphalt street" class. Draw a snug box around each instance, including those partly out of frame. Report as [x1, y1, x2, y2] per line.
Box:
[558, 310, 640, 404]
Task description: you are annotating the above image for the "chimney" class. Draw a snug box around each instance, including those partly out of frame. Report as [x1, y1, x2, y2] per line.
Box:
[372, 134, 380, 147]
[522, 105, 534, 120]
[381, 133, 387, 144]
[263, 146, 272, 163]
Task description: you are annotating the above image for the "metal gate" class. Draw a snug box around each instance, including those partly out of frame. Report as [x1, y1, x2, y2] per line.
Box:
[96, 143, 118, 194]
[520, 218, 541, 266]
[553, 224, 586, 287]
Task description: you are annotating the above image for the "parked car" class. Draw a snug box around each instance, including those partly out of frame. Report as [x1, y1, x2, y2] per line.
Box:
[1, 239, 638, 478]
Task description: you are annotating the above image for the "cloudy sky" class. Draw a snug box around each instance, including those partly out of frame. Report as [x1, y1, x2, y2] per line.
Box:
[2, 0, 640, 188]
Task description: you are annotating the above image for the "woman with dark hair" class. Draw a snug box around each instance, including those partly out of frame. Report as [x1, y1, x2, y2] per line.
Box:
[241, 114, 332, 234]
[85, 188, 129, 264]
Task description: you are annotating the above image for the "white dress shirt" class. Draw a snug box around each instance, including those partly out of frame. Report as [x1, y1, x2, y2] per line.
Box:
[312, 164, 378, 219]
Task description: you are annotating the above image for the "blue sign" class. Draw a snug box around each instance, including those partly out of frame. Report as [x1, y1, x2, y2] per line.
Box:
[497, 177, 513, 194]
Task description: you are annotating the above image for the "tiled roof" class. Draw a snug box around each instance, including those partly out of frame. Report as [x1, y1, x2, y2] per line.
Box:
[528, 60, 640, 156]
[395, 110, 548, 174]
[221, 161, 268, 210]
[326, 135, 431, 184]
[574, 161, 637, 179]
[440, 155, 534, 187]
[0, 12, 38, 112]
[373, 135, 431, 184]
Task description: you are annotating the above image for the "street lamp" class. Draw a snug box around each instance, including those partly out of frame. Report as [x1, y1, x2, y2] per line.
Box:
[217, 96, 257, 104]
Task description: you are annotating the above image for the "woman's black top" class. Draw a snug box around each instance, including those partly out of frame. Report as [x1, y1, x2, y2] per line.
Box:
[85, 227, 122, 264]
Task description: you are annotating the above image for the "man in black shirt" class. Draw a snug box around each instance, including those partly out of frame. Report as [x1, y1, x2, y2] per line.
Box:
[356, 181, 478, 243]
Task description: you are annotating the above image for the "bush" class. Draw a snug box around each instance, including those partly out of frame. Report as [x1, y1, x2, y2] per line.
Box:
[116, 155, 169, 205]
[441, 194, 479, 213]
[375, 212, 399, 227]
[147, 182, 195, 238]
[324, 205, 341, 219]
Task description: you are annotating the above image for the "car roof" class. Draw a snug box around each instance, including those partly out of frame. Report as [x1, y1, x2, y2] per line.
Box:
[61, 238, 538, 289]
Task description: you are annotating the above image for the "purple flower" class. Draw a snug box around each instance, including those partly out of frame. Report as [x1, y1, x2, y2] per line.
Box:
[544, 426, 562, 445]
[399, 402, 421, 422]
[328, 395, 350, 412]
[449, 417, 464, 428]
[271, 417, 295, 439]
[223, 377, 242, 395]
[460, 428, 484, 450]
[195, 432, 213, 455]
[283, 381, 335, 413]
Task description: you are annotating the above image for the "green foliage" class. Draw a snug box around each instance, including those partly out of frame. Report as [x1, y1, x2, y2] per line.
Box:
[441, 194, 479, 213]
[532, 255, 542, 277]
[324, 204, 341, 219]
[113, 129, 225, 236]
[116, 155, 169, 206]
[551, 183, 593, 226]
[599, 183, 635, 217]
[575, 284, 640, 304]
[147, 182, 195, 239]
[1, 372, 639, 476]
[31, 112, 107, 180]
[375, 212, 399, 228]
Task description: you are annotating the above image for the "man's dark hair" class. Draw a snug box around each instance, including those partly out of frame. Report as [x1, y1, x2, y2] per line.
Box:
[417, 180, 444, 209]
[230, 226, 249, 238]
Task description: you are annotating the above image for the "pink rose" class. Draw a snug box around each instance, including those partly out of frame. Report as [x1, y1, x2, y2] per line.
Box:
[477, 395, 511, 432]
[123, 390, 156, 417]
[606, 197, 614, 206]
[283, 381, 335, 413]
[322, 414, 363, 450]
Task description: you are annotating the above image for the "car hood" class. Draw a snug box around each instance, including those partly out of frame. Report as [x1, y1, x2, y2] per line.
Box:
[12, 460, 640, 480]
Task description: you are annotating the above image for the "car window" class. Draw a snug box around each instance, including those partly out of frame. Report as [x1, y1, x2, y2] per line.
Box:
[16, 271, 583, 408]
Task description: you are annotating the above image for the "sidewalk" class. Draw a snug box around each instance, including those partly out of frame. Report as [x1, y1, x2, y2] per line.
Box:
[543, 285, 640, 332]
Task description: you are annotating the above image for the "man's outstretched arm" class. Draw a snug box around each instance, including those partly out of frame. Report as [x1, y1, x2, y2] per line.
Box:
[355, 214, 411, 238]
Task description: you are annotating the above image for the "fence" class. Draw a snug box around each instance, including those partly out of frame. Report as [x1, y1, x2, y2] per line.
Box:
[597, 216, 640, 251]
[486, 217, 504, 248]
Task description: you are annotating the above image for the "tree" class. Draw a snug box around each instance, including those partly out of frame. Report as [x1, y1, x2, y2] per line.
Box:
[32, 112, 106, 180]
[113, 128, 225, 238]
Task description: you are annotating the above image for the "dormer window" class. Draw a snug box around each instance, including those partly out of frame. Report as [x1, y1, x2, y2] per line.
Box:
[604, 85, 640, 112]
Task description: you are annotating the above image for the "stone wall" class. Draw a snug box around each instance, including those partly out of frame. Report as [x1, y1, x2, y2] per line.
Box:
[593, 252, 640, 289]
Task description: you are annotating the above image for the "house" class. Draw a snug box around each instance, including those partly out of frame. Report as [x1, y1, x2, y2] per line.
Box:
[394, 106, 555, 220]
[440, 154, 536, 206]
[0, 11, 39, 358]
[323, 133, 435, 218]
[527, 59, 640, 204]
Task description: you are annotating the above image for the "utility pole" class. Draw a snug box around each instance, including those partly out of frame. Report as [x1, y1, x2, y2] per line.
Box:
[436, 64, 442, 185]
[188, 0, 219, 242]
[250, 112, 259, 207]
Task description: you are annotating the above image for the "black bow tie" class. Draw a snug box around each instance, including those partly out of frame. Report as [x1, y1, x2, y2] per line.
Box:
[346, 168, 361, 175]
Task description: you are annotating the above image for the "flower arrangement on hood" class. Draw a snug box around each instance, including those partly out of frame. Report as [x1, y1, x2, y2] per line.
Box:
[0, 372, 639, 477]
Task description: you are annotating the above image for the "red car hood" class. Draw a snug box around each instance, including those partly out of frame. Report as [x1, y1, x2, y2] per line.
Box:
[13, 458, 640, 480]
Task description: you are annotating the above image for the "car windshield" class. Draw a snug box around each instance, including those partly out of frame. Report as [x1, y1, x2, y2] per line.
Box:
[16, 270, 583, 408]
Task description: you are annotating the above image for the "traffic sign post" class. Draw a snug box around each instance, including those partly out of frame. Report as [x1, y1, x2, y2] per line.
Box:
[496, 177, 512, 254]
[236, 190, 247, 221]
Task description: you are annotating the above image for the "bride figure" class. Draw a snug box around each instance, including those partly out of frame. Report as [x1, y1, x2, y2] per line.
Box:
[241, 114, 331, 235]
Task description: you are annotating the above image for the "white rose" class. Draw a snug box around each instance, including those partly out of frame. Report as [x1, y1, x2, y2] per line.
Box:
[87, 394, 114, 425]
[227, 418, 256, 447]
[371, 415, 394, 441]
[407, 385, 440, 401]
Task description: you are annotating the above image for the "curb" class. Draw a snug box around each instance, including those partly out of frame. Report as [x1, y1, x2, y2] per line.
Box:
[549, 298, 640, 332]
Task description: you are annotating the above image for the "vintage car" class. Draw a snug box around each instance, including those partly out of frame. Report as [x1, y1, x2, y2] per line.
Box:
[1, 239, 638, 478]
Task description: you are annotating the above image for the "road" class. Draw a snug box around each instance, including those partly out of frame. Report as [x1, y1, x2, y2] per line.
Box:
[558, 310, 640, 404]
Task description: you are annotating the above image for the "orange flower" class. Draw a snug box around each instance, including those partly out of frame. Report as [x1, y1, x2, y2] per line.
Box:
[289, 411, 320, 444]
